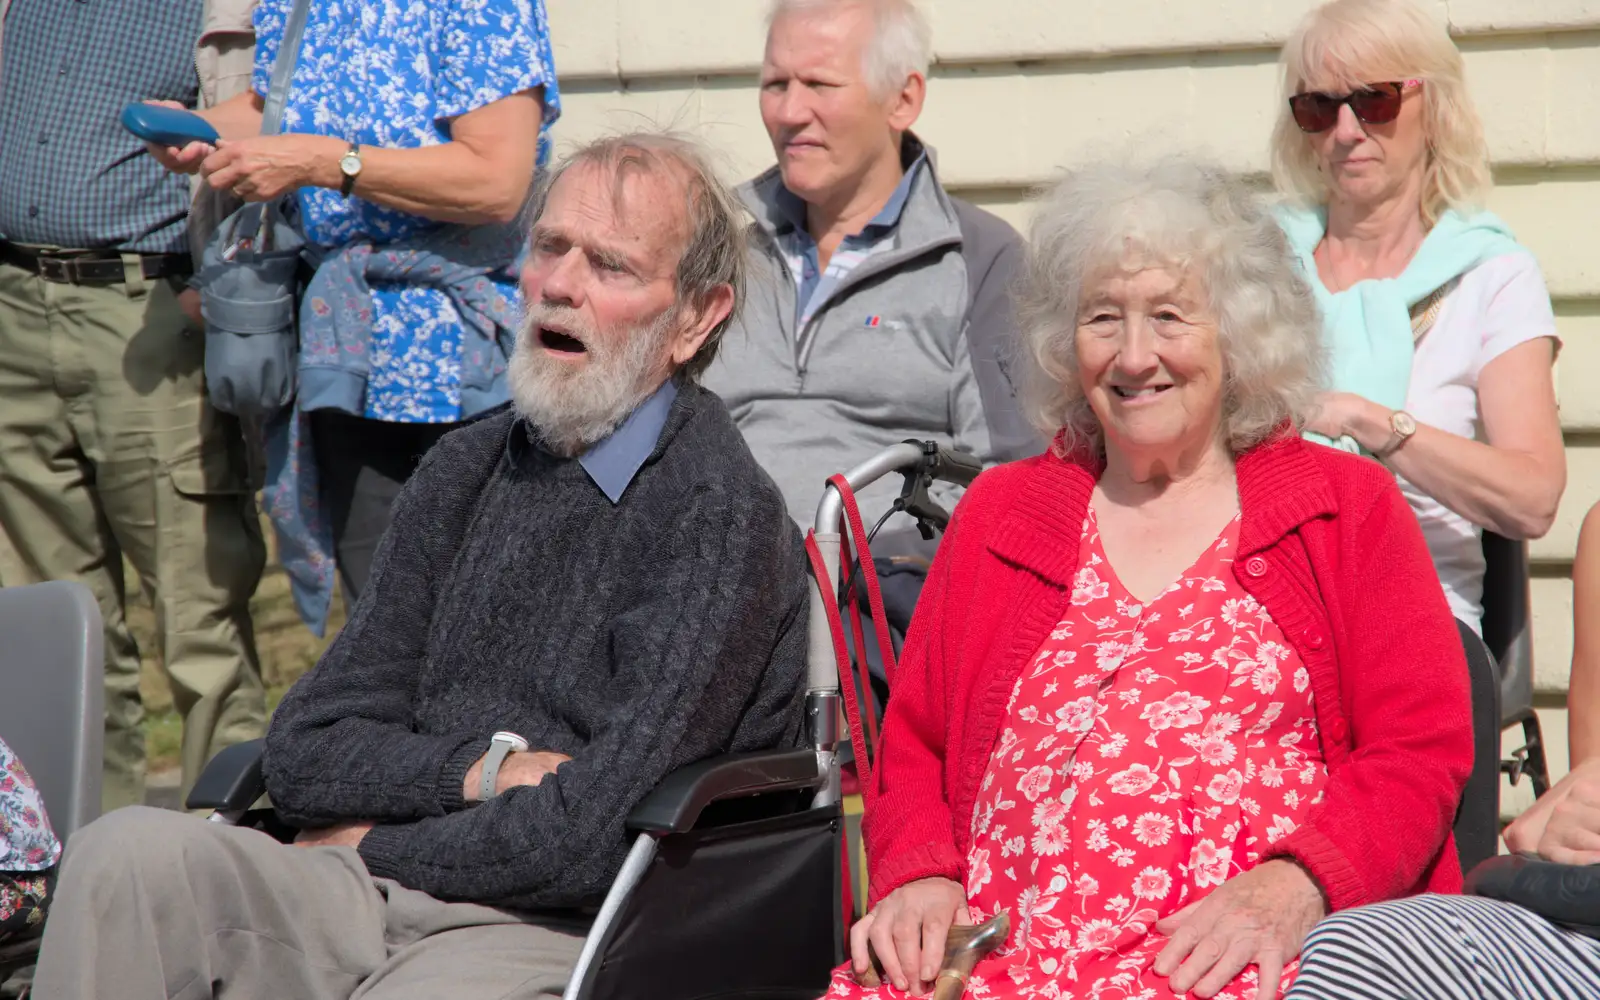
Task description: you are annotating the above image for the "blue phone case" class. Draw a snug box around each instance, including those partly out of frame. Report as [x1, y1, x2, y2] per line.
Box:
[120, 104, 220, 147]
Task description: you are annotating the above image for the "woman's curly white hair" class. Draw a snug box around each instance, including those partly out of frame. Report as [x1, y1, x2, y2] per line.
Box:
[1016, 158, 1327, 456]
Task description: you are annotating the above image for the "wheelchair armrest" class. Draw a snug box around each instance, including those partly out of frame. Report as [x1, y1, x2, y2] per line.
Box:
[185, 739, 267, 811]
[626, 749, 825, 836]
[1465, 852, 1600, 938]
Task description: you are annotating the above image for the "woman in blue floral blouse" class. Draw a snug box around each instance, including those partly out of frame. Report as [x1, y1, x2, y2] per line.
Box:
[0, 736, 60, 944]
[151, 0, 562, 631]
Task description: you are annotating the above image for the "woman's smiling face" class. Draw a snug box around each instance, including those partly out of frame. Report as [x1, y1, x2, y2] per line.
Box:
[1075, 264, 1227, 463]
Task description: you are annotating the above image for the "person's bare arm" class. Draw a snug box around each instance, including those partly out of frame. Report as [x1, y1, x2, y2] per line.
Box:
[1569, 501, 1600, 765]
[199, 89, 543, 225]
[201, 90, 267, 140]
[1308, 337, 1565, 539]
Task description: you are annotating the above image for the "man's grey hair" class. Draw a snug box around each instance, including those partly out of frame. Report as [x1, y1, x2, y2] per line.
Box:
[527, 131, 747, 380]
[1016, 158, 1326, 456]
[768, 0, 933, 98]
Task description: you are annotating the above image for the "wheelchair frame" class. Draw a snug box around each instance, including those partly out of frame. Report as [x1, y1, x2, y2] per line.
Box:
[188, 440, 962, 1000]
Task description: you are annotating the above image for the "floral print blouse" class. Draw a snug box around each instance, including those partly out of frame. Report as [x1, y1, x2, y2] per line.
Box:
[251, 0, 561, 423]
[828, 507, 1329, 1000]
[0, 737, 60, 873]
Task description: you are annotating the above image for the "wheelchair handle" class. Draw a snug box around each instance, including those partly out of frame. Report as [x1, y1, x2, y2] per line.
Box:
[916, 441, 983, 488]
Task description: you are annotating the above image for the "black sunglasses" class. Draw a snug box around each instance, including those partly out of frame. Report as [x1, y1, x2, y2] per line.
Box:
[1288, 80, 1419, 133]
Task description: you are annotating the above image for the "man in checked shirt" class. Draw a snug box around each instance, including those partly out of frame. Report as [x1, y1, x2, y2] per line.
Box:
[0, 0, 266, 811]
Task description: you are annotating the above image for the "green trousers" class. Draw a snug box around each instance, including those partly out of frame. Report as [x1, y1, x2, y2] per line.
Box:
[0, 259, 267, 811]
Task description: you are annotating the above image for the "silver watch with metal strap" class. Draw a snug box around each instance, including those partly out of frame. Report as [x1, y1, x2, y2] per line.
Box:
[478, 731, 529, 802]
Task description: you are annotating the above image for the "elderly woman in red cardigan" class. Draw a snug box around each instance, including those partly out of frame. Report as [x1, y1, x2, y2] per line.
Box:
[828, 159, 1473, 1000]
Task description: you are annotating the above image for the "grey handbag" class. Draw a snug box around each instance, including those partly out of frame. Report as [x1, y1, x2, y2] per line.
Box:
[195, 0, 312, 418]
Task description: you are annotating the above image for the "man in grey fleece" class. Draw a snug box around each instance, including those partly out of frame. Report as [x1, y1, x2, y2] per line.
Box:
[704, 0, 1041, 529]
[32, 134, 808, 1000]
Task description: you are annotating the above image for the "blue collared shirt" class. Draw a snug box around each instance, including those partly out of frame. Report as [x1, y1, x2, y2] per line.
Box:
[0, 0, 201, 252]
[774, 152, 927, 329]
[508, 379, 679, 503]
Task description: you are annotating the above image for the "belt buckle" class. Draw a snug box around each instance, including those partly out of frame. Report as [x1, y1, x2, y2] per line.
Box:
[37, 255, 76, 284]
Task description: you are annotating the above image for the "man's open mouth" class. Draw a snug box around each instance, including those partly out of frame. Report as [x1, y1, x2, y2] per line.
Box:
[539, 327, 587, 354]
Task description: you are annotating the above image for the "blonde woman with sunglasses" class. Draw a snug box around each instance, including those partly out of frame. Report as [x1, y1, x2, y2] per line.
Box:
[1271, 0, 1565, 637]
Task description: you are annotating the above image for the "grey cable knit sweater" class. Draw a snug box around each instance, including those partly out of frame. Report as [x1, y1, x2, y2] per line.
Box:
[262, 382, 809, 911]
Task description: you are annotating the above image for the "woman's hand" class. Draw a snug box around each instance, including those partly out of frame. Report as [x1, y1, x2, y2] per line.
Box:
[142, 100, 215, 175]
[1504, 757, 1600, 864]
[1306, 391, 1385, 447]
[1153, 859, 1327, 1000]
[200, 134, 346, 202]
[851, 876, 970, 995]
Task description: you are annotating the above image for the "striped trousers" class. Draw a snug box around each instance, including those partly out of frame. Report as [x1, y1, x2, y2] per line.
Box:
[1286, 894, 1600, 999]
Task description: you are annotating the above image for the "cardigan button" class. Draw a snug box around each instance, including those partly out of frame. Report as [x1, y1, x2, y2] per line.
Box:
[1243, 556, 1269, 578]
[1328, 718, 1348, 743]
[1304, 629, 1325, 650]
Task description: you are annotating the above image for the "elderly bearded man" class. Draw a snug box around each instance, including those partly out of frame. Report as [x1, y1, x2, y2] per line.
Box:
[31, 133, 809, 1000]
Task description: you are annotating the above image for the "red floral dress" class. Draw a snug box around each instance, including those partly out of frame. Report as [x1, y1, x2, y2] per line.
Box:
[828, 508, 1328, 1000]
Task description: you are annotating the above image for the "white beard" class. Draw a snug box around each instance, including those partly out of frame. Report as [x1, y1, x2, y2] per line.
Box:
[507, 302, 676, 457]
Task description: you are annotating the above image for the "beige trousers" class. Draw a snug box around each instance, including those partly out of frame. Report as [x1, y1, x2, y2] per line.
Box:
[0, 260, 266, 811]
[33, 807, 589, 1000]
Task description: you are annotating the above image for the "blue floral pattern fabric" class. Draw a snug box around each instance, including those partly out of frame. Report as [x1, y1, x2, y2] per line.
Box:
[0, 737, 60, 873]
[251, 0, 560, 423]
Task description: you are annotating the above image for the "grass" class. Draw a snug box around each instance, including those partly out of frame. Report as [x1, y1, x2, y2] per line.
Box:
[131, 513, 344, 774]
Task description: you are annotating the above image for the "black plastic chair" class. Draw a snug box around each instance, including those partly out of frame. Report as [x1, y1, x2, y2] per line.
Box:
[189, 741, 843, 1000]
[1481, 530, 1550, 797]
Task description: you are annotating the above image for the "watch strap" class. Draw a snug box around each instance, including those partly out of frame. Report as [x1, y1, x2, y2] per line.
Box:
[477, 731, 528, 802]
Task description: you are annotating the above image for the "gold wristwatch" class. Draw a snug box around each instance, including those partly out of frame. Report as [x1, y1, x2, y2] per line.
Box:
[1374, 410, 1417, 459]
[338, 142, 363, 197]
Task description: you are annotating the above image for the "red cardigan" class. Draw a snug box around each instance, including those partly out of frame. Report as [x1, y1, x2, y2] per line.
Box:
[863, 434, 1473, 913]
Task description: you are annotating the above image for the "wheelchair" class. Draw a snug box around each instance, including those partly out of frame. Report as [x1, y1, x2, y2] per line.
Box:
[0, 442, 1540, 998]
[180, 440, 980, 1000]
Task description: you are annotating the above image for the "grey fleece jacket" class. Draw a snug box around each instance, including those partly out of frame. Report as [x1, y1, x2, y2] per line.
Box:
[703, 136, 1042, 526]
[262, 383, 808, 911]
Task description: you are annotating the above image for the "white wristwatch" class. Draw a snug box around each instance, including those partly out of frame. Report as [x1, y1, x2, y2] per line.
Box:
[478, 731, 528, 802]
[338, 141, 363, 197]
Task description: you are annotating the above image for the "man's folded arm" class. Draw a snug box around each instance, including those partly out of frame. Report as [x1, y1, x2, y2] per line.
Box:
[354, 488, 809, 908]
[263, 430, 497, 825]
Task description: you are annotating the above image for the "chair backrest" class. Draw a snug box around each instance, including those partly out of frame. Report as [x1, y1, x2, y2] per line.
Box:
[1454, 618, 1503, 875]
[1480, 530, 1534, 725]
[0, 581, 104, 840]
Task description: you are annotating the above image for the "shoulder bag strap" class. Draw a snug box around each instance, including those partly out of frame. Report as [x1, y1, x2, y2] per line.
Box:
[234, 0, 313, 248]
[1410, 281, 1455, 344]
[259, 0, 312, 137]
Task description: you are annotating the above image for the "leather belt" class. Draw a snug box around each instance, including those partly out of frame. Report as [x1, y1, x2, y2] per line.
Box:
[0, 240, 193, 285]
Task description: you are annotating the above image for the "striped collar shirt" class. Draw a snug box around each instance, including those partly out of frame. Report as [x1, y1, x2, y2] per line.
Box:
[774, 151, 927, 331]
[0, 0, 202, 253]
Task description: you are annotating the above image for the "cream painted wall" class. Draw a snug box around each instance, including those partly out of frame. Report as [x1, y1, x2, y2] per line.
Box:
[544, 0, 1597, 811]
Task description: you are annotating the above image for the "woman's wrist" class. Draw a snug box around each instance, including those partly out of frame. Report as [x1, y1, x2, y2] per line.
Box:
[1346, 397, 1398, 454]
[304, 134, 353, 191]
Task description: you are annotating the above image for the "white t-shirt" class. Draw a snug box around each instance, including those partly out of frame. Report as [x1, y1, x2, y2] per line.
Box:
[1398, 252, 1559, 631]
